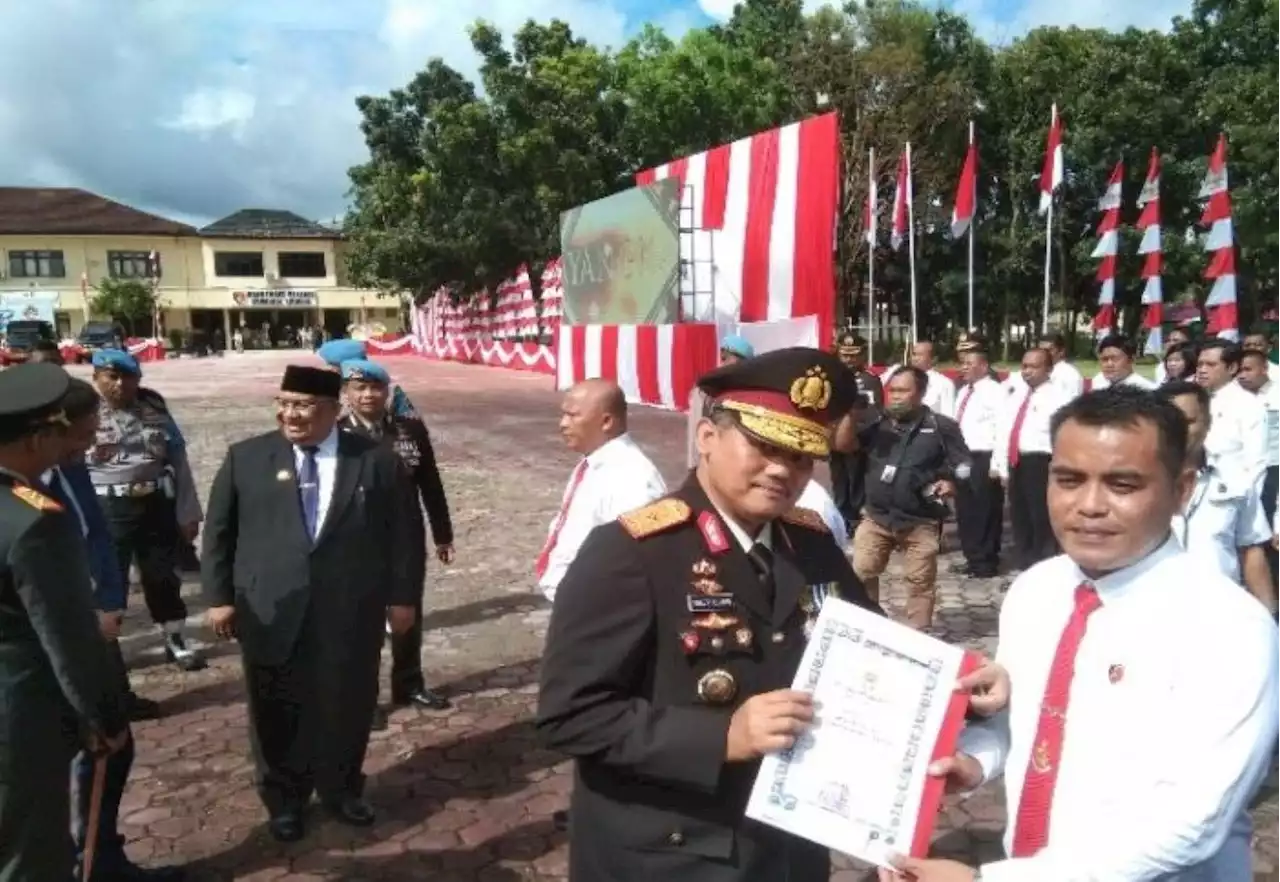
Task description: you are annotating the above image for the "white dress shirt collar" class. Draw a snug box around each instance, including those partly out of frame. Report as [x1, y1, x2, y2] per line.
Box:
[295, 426, 339, 457]
[1070, 535, 1180, 606]
[711, 504, 772, 553]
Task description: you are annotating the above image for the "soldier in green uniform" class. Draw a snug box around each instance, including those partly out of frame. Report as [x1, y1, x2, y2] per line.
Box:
[536, 347, 881, 882]
[0, 363, 130, 882]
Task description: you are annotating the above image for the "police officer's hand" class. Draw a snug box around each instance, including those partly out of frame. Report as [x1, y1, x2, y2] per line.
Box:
[957, 660, 1009, 716]
[206, 605, 237, 640]
[387, 605, 416, 634]
[179, 522, 200, 543]
[436, 544, 455, 565]
[726, 689, 814, 761]
[96, 610, 123, 641]
[925, 752, 984, 794]
[930, 479, 956, 500]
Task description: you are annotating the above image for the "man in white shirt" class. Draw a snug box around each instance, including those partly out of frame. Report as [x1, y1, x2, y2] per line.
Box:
[1090, 334, 1156, 391]
[883, 341, 957, 416]
[885, 385, 1280, 882]
[991, 349, 1071, 570]
[1196, 337, 1267, 484]
[1157, 381, 1276, 613]
[796, 478, 846, 538]
[537, 379, 667, 603]
[1237, 348, 1279, 587]
[1038, 331, 1085, 398]
[952, 336, 1006, 578]
[1241, 331, 1280, 388]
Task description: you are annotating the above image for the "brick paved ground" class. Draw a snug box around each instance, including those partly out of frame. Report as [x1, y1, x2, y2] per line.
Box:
[78, 351, 1277, 882]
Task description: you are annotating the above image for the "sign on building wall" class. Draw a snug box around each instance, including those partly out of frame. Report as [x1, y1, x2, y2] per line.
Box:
[0, 291, 58, 332]
[232, 289, 318, 308]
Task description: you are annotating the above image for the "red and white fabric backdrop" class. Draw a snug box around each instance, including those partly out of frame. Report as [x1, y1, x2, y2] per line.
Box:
[556, 324, 719, 411]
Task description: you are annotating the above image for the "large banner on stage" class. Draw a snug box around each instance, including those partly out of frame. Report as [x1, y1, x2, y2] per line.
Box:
[559, 179, 680, 326]
[0, 291, 57, 333]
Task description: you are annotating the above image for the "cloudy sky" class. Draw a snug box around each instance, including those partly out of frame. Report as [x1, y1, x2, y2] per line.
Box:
[0, 0, 1192, 227]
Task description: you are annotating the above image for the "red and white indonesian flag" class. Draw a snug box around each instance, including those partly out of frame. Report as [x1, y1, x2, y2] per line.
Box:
[1137, 148, 1164, 355]
[950, 137, 977, 239]
[1038, 104, 1064, 215]
[864, 150, 878, 247]
[635, 112, 840, 344]
[1091, 161, 1122, 336]
[890, 147, 911, 251]
[1198, 134, 1238, 340]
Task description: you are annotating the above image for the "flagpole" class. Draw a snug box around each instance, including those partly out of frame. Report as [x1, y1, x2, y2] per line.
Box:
[906, 142, 919, 345]
[867, 146, 875, 348]
[1042, 195, 1053, 331]
[967, 120, 975, 331]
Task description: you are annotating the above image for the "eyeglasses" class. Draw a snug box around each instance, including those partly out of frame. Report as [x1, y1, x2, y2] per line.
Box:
[275, 397, 321, 414]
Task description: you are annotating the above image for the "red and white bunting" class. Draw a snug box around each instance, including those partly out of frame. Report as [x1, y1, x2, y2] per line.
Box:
[1136, 148, 1164, 355]
[492, 265, 538, 340]
[890, 147, 911, 251]
[1091, 161, 1122, 336]
[539, 258, 563, 337]
[1038, 104, 1064, 215]
[951, 137, 977, 239]
[1198, 134, 1238, 340]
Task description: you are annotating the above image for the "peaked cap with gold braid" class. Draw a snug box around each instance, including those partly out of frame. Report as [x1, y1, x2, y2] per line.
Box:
[695, 346, 858, 458]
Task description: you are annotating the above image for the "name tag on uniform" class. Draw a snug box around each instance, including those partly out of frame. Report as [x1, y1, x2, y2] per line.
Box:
[687, 595, 735, 613]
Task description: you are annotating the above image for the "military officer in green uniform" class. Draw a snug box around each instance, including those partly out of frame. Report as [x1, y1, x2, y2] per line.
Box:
[536, 347, 881, 882]
[0, 363, 130, 882]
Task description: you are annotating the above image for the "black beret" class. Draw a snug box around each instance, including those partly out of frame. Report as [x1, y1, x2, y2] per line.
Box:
[280, 365, 341, 399]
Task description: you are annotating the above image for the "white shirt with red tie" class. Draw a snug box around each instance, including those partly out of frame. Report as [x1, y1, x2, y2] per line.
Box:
[952, 376, 1005, 453]
[536, 433, 667, 602]
[957, 538, 1278, 881]
[990, 381, 1073, 481]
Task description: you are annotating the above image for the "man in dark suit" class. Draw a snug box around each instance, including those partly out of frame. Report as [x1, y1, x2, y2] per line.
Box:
[338, 359, 455, 712]
[536, 347, 880, 882]
[830, 332, 884, 539]
[200, 365, 417, 843]
[0, 363, 129, 882]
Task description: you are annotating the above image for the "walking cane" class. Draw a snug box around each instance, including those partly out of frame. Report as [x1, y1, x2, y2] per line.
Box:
[81, 753, 108, 882]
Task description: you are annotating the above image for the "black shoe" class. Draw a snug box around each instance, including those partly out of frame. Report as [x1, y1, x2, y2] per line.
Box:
[552, 809, 569, 831]
[268, 811, 305, 842]
[323, 796, 375, 827]
[968, 567, 999, 579]
[126, 693, 161, 721]
[163, 632, 207, 672]
[391, 687, 451, 711]
[948, 561, 972, 575]
[371, 707, 390, 731]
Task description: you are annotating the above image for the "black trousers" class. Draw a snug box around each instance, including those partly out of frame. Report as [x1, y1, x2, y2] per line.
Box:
[1009, 453, 1057, 569]
[100, 492, 187, 624]
[388, 597, 425, 698]
[955, 451, 1003, 574]
[1263, 465, 1278, 589]
[0, 743, 74, 882]
[831, 451, 869, 538]
[243, 621, 380, 815]
[73, 729, 134, 875]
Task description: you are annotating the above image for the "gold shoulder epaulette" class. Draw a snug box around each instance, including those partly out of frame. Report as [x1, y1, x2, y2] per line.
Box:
[780, 506, 829, 533]
[12, 485, 63, 513]
[617, 498, 692, 539]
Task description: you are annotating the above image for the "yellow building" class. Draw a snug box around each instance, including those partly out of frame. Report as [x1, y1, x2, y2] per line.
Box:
[0, 188, 401, 344]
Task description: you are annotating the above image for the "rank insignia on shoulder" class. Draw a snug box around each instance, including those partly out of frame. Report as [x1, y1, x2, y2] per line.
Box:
[618, 498, 692, 539]
[12, 485, 63, 513]
[780, 506, 829, 533]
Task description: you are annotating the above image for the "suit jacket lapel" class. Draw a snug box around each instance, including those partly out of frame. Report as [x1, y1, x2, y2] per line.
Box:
[316, 431, 361, 545]
[270, 436, 310, 546]
[769, 523, 808, 627]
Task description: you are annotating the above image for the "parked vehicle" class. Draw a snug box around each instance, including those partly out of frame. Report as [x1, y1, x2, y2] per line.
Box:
[1, 320, 57, 364]
[75, 321, 125, 362]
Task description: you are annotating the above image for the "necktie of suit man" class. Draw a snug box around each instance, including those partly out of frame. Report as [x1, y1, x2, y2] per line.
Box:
[299, 446, 320, 540]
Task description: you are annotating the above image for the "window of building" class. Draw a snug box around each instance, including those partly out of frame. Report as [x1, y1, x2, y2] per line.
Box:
[276, 252, 327, 278]
[214, 251, 265, 277]
[107, 250, 159, 279]
[8, 250, 66, 278]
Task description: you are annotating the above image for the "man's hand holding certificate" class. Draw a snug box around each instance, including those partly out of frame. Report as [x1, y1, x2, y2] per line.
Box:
[745, 597, 1002, 870]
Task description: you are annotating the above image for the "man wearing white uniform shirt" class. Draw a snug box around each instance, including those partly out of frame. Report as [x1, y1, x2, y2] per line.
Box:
[1157, 381, 1276, 613]
[951, 336, 1006, 578]
[1090, 334, 1156, 391]
[537, 379, 667, 603]
[991, 349, 1071, 570]
[796, 478, 846, 539]
[1195, 337, 1267, 483]
[882, 341, 957, 416]
[1038, 331, 1085, 398]
[1237, 348, 1280, 586]
[884, 385, 1279, 882]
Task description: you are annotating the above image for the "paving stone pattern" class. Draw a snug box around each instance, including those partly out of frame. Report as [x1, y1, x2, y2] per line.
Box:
[84, 352, 1276, 881]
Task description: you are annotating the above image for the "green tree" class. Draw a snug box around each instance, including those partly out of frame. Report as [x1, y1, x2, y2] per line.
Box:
[89, 278, 154, 335]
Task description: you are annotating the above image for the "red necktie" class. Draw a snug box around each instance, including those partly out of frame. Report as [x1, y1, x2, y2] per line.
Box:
[535, 459, 589, 579]
[1007, 391, 1033, 470]
[1010, 583, 1103, 857]
[956, 386, 974, 423]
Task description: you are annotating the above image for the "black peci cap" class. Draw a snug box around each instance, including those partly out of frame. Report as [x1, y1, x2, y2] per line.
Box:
[280, 365, 342, 399]
[0, 363, 71, 442]
[697, 346, 858, 458]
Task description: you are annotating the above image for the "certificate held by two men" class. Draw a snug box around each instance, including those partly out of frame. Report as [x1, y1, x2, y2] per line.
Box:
[745, 597, 981, 869]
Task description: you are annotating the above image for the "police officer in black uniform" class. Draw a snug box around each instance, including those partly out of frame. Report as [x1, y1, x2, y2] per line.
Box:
[536, 347, 880, 882]
[339, 359, 455, 711]
[0, 363, 129, 882]
[830, 332, 884, 539]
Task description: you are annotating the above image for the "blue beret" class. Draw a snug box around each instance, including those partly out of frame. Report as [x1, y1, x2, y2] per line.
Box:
[318, 339, 367, 367]
[340, 359, 390, 384]
[719, 334, 755, 359]
[91, 348, 141, 376]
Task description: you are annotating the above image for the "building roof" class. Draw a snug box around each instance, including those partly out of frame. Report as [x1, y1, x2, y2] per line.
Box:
[0, 187, 198, 237]
[200, 209, 341, 239]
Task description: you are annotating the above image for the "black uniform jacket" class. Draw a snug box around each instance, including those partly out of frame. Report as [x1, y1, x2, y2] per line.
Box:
[199, 429, 415, 667]
[536, 475, 880, 882]
[0, 474, 125, 771]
